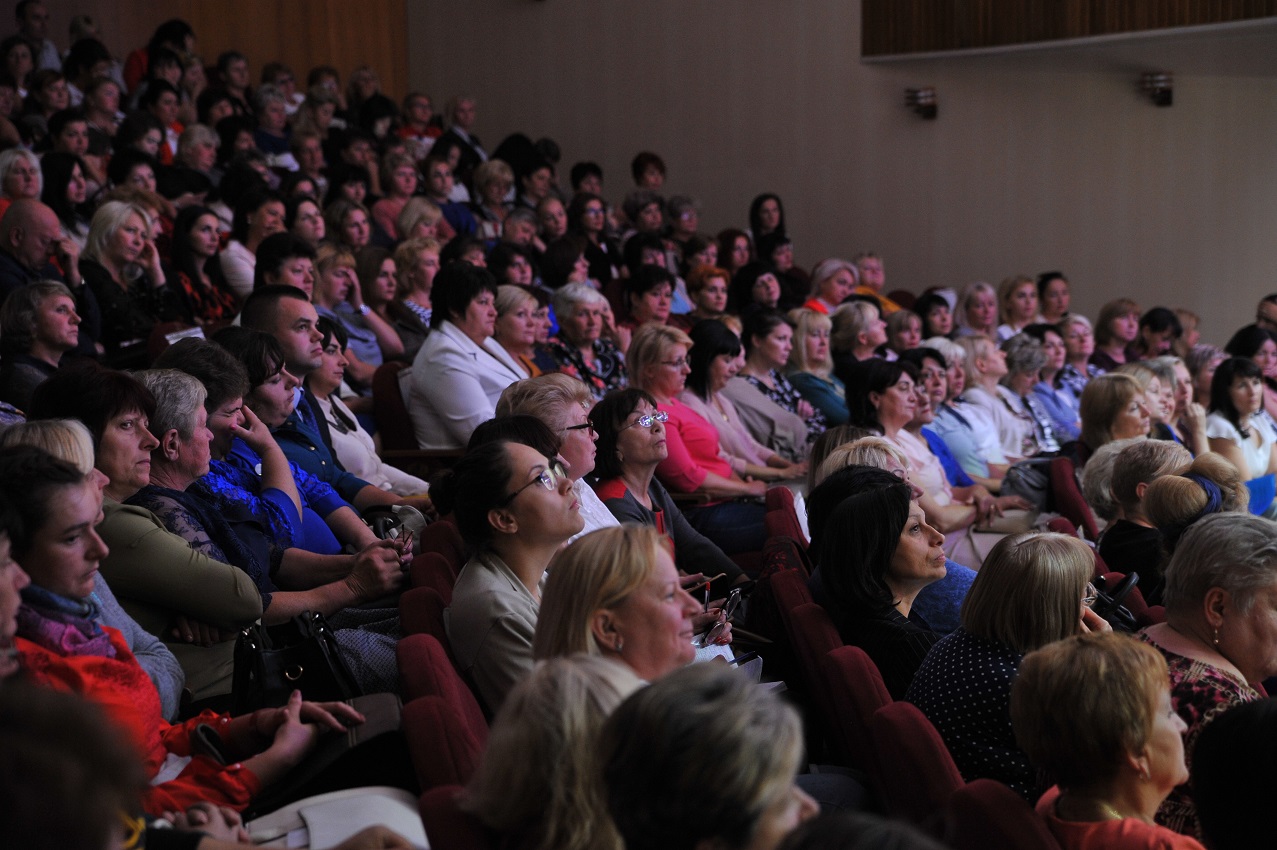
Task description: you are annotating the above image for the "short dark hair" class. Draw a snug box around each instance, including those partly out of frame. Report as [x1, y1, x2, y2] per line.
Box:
[622, 231, 665, 275]
[1139, 306, 1182, 339]
[0, 445, 87, 556]
[231, 186, 284, 243]
[686, 319, 741, 401]
[1224, 324, 1276, 361]
[590, 388, 660, 481]
[852, 358, 917, 431]
[316, 314, 348, 352]
[139, 78, 180, 111]
[431, 261, 498, 329]
[153, 336, 251, 411]
[27, 362, 155, 448]
[569, 160, 601, 190]
[211, 326, 286, 391]
[468, 414, 561, 459]
[105, 147, 158, 187]
[238, 283, 309, 333]
[629, 151, 664, 184]
[253, 232, 315, 289]
[622, 264, 673, 320]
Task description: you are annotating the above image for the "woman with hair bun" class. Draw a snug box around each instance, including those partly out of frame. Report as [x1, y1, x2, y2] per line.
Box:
[433, 429, 584, 713]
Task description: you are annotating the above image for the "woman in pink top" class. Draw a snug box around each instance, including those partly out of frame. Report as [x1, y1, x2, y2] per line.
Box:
[628, 323, 766, 556]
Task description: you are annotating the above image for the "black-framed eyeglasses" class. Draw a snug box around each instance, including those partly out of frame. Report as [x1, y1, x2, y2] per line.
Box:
[565, 421, 596, 437]
[620, 410, 669, 431]
[500, 458, 568, 506]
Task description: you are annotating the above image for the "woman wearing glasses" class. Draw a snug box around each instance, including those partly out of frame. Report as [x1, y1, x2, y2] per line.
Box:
[626, 323, 767, 557]
[434, 436, 585, 714]
[906, 532, 1109, 801]
[590, 388, 752, 594]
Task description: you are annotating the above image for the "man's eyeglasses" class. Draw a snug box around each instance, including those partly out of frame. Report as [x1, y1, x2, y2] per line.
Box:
[500, 459, 568, 506]
[620, 410, 669, 431]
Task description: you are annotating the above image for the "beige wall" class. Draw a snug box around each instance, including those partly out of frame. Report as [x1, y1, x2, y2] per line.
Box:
[408, 1, 1277, 344]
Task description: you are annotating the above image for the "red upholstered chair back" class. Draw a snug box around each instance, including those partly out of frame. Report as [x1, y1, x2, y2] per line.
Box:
[945, 779, 1062, 850]
[410, 552, 458, 602]
[373, 361, 418, 452]
[403, 695, 484, 791]
[1046, 516, 1077, 536]
[818, 645, 891, 769]
[400, 585, 449, 641]
[770, 565, 813, 618]
[419, 786, 498, 850]
[1050, 456, 1099, 541]
[870, 701, 965, 828]
[395, 633, 489, 746]
[419, 520, 466, 570]
[764, 486, 808, 545]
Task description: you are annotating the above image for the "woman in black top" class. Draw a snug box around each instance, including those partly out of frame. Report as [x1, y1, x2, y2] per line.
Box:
[806, 465, 945, 698]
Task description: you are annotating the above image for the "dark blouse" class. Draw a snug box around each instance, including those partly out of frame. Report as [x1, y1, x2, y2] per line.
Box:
[809, 569, 940, 699]
[743, 369, 827, 444]
[547, 335, 627, 401]
[80, 257, 182, 369]
[167, 266, 239, 329]
[905, 629, 1041, 800]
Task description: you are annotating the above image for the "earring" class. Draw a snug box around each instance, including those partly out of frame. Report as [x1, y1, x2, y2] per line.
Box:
[1213, 626, 1221, 647]
[617, 451, 625, 463]
[614, 636, 623, 653]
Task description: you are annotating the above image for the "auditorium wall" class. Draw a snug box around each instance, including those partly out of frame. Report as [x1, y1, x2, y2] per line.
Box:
[407, 1, 1277, 343]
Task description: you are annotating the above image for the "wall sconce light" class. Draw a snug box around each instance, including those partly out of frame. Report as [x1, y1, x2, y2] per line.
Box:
[905, 87, 938, 119]
[1140, 72, 1173, 107]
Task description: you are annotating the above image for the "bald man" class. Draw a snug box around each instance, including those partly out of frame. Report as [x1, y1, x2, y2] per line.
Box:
[0, 199, 98, 357]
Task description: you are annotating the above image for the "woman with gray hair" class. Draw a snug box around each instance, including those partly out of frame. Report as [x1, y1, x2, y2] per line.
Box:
[0, 279, 79, 409]
[496, 372, 620, 540]
[1138, 512, 1277, 836]
[600, 663, 818, 850]
[79, 200, 180, 368]
[0, 147, 41, 211]
[548, 281, 627, 400]
[128, 367, 406, 693]
[998, 333, 1061, 456]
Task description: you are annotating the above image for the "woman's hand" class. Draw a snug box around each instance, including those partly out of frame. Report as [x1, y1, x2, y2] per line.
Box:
[693, 608, 733, 646]
[170, 615, 235, 646]
[344, 539, 406, 600]
[230, 405, 277, 455]
[796, 399, 816, 419]
[163, 803, 249, 843]
[1079, 606, 1113, 634]
[331, 826, 416, 850]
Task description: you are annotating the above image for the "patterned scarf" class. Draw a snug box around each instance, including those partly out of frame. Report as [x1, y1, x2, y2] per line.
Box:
[16, 583, 117, 659]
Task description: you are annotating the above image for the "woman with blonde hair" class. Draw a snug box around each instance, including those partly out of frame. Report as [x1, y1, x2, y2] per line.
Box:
[788, 307, 848, 424]
[907, 532, 1109, 800]
[495, 285, 545, 378]
[470, 158, 515, 242]
[802, 257, 857, 315]
[627, 322, 766, 554]
[463, 654, 643, 850]
[534, 525, 711, 677]
[954, 281, 998, 338]
[1011, 632, 1204, 849]
[396, 195, 443, 241]
[80, 200, 178, 369]
[995, 274, 1038, 342]
[312, 242, 399, 390]
[1143, 452, 1248, 555]
[830, 300, 887, 364]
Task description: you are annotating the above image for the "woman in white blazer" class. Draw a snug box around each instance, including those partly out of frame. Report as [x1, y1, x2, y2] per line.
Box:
[404, 261, 526, 449]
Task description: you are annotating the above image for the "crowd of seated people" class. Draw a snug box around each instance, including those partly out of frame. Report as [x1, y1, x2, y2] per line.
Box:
[5, 6, 1277, 849]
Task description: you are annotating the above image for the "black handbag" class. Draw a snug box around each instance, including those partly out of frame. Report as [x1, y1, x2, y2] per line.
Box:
[231, 611, 363, 713]
[1092, 572, 1140, 633]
